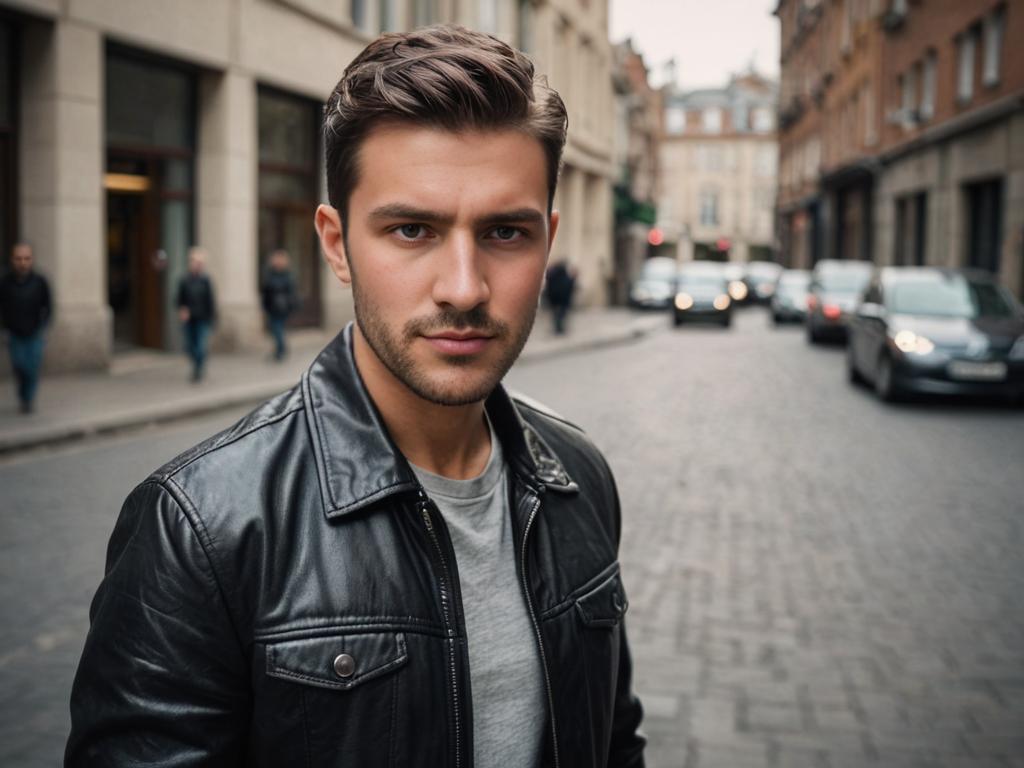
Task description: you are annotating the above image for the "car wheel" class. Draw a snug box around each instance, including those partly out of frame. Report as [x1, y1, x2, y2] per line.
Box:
[874, 354, 900, 402]
[807, 325, 819, 345]
[721, 316, 732, 328]
[672, 315, 683, 328]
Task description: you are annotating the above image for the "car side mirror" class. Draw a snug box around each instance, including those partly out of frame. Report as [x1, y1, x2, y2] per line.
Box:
[857, 302, 885, 320]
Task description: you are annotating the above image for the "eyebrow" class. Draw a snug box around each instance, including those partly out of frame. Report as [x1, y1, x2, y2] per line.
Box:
[368, 203, 546, 228]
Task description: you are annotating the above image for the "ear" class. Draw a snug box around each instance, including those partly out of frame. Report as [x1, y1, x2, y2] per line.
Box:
[547, 209, 560, 255]
[315, 204, 352, 286]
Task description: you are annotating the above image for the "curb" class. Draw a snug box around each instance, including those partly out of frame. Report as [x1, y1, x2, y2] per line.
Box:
[0, 320, 662, 455]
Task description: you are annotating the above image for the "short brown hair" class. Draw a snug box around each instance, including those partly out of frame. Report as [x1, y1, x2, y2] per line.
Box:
[323, 24, 568, 227]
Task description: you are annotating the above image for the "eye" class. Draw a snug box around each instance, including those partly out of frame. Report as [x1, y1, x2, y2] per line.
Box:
[395, 224, 429, 240]
[489, 226, 526, 242]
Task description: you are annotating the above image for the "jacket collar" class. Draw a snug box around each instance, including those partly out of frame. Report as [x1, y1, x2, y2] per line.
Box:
[302, 324, 577, 520]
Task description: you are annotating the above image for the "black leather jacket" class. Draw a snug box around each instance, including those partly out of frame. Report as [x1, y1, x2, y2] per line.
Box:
[67, 325, 646, 767]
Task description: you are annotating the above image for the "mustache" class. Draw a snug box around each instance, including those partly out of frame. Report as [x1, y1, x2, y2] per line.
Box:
[404, 306, 509, 339]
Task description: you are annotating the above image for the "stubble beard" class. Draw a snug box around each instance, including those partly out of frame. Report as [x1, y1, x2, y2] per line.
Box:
[351, 272, 537, 407]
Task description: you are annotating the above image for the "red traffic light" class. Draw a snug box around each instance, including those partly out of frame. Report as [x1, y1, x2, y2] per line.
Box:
[647, 228, 664, 246]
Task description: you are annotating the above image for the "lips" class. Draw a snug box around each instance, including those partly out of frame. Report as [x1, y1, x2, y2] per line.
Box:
[423, 331, 494, 356]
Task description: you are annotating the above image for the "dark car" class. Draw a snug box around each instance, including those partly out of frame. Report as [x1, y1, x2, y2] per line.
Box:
[770, 269, 811, 324]
[673, 267, 733, 327]
[846, 267, 1024, 403]
[629, 257, 678, 309]
[743, 261, 783, 305]
[806, 259, 873, 343]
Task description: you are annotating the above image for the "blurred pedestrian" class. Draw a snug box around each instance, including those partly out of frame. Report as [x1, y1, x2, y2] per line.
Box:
[260, 249, 298, 361]
[176, 247, 216, 382]
[0, 242, 52, 413]
[545, 258, 576, 335]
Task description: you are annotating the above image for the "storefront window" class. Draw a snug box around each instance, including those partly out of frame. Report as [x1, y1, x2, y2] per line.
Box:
[258, 87, 321, 327]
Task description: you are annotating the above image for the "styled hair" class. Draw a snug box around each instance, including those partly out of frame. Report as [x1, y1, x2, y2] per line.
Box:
[323, 24, 568, 227]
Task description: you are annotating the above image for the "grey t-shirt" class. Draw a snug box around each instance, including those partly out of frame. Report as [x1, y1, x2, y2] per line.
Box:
[410, 420, 546, 768]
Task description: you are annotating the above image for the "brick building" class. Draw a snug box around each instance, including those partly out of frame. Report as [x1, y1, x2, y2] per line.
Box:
[0, 0, 615, 375]
[776, 0, 1024, 300]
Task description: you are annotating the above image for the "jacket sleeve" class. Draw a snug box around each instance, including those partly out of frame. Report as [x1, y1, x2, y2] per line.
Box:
[604, 458, 646, 768]
[65, 480, 249, 767]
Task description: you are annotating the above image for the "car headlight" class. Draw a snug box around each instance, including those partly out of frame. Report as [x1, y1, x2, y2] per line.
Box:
[893, 330, 935, 355]
[713, 294, 731, 311]
[675, 293, 694, 310]
[1010, 336, 1024, 361]
[728, 281, 748, 301]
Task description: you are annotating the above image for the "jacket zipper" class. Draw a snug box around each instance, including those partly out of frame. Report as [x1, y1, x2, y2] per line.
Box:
[418, 490, 464, 768]
[520, 485, 561, 768]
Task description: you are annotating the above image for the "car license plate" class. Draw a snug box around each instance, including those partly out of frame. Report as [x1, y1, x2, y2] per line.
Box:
[948, 361, 1007, 381]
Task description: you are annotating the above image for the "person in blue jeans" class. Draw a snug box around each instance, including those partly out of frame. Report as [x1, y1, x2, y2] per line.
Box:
[260, 249, 299, 361]
[176, 247, 217, 382]
[0, 242, 52, 414]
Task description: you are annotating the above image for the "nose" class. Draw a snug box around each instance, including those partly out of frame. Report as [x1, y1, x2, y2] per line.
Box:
[431, 232, 490, 311]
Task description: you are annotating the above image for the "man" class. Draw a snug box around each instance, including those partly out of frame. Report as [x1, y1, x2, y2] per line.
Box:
[0, 242, 52, 413]
[176, 247, 216, 381]
[68, 25, 645, 768]
[260, 248, 298, 360]
[545, 258, 577, 335]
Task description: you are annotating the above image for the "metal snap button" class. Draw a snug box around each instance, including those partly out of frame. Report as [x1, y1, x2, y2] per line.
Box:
[333, 653, 356, 679]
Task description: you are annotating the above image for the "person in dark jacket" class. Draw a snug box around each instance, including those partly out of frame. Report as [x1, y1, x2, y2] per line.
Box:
[176, 247, 216, 382]
[67, 25, 645, 768]
[260, 248, 298, 360]
[0, 242, 52, 413]
[545, 258, 577, 335]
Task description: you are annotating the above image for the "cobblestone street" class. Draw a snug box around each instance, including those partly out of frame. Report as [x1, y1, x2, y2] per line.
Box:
[2, 307, 1023, 766]
[507, 309, 1024, 768]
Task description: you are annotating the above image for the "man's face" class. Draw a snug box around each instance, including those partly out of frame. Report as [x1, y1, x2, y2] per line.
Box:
[11, 244, 32, 277]
[322, 124, 558, 407]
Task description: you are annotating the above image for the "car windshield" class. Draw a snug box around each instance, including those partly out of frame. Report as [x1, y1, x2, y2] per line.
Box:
[641, 259, 677, 280]
[889, 278, 1019, 319]
[818, 269, 870, 293]
[678, 274, 725, 289]
[778, 273, 810, 292]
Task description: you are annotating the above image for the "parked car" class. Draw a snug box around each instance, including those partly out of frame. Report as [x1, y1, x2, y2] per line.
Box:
[673, 267, 733, 327]
[806, 259, 873, 343]
[846, 267, 1024, 403]
[770, 269, 811, 324]
[743, 261, 784, 304]
[629, 257, 678, 309]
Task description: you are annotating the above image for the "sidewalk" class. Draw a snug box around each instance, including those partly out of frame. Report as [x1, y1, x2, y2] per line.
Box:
[0, 308, 664, 454]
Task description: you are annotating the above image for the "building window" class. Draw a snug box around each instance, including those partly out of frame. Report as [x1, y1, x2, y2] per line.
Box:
[920, 51, 936, 120]
[964, 178, 1003, 274]
[702, 107, 722, 134]
[899, 67, 915, 119]
[258, 88, 322, 328]
[699, 188, 719, 226]
[0, 21, 15, 266]
[983, 7, 1005, 87]
[478, 0, 499, 34]
[733, 103, 749, 132]
[957, 30, 976, 104]
[351, 0, 368, 29]
[517, 0, 533, 53]
[378, 0, 398, 32]
[666, 107, 686, 135]
[752, 107, 773, 133]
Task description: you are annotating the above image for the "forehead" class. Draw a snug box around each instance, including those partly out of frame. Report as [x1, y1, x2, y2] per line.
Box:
[351, 124, 549, 216]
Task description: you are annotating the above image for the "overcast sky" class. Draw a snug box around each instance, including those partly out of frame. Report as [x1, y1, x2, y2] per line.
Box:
[610, 0, 780, 89]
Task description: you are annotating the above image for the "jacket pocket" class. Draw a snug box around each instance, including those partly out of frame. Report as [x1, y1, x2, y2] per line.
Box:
[574, 569, 628, 629]
[265, 631, 408, 691]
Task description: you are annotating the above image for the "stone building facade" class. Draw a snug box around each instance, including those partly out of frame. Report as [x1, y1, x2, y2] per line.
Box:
[776, 0, 1024, 300]
[659, 72, 778, 264]
[610, 38, 659, 305]
[0, 0, 615, 374]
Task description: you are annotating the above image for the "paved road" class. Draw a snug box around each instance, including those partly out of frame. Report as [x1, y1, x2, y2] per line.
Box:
[2, 307, 1023, 766]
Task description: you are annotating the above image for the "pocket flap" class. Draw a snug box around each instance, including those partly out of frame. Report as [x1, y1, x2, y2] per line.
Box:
[266, 632, 408, 691]
[574, 571, 628, 628]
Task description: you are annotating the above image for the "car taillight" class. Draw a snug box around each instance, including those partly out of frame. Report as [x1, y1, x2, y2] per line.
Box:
[823, 304, 841, 320]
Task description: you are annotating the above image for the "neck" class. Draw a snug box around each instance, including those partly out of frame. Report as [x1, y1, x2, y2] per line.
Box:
[352, 324, 492, 480]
